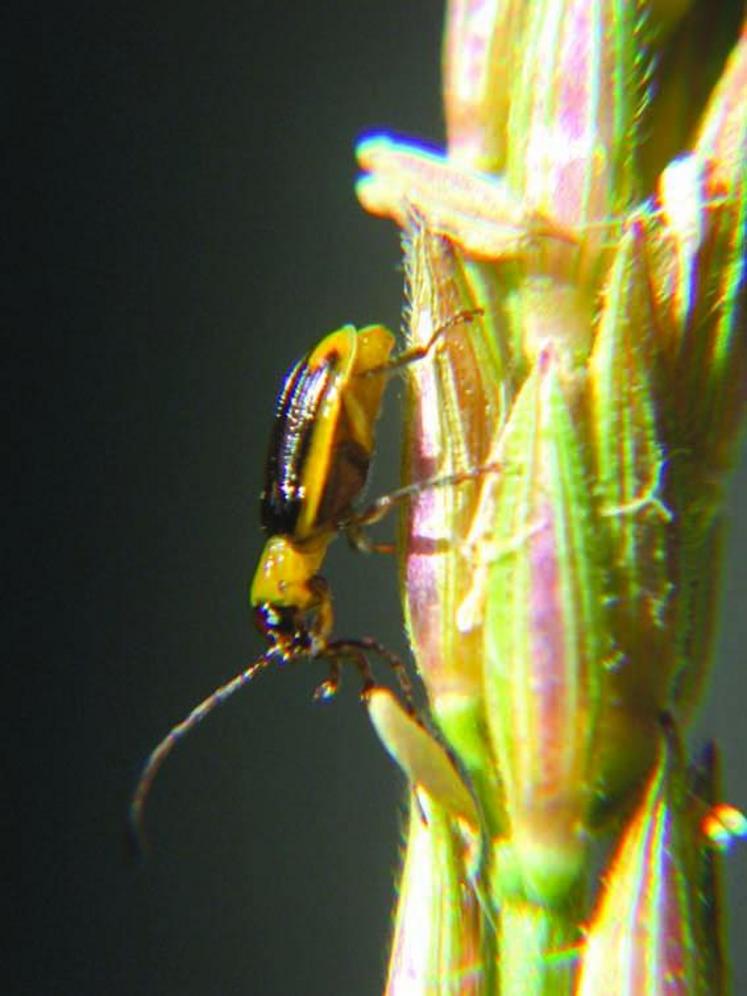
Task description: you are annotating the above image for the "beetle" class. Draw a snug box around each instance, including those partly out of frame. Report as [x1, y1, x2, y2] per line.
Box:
[130, 316, 491, 848]
[251, 323, 405, 702]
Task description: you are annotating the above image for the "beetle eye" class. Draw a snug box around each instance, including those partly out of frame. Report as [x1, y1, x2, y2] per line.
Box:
[254, 603, 296, 638]
[253, 604, 275, 636]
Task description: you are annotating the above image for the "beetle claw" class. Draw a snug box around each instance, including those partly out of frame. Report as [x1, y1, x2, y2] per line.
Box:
[313, 679, 339, 702]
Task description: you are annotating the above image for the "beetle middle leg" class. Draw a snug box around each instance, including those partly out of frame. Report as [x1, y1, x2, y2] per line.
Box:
[343, 459, 502, 554]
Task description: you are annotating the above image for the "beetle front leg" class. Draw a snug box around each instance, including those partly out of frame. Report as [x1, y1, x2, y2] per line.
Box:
[303, 574, 334, 646]
[313, 659, 341, 702]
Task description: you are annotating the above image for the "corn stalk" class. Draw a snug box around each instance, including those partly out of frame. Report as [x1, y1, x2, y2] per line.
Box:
[358, 2, 747, 992]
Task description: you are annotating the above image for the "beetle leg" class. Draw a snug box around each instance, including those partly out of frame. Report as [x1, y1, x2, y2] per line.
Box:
[344, 521, 395, 555]
[306, 574, 335, 646]
[320, 641, 377, 699]
[329, 636, 416, 715]
[349, 460, 502, 533]
[313, 659, 342, 702]
[362, 307, 484, 377]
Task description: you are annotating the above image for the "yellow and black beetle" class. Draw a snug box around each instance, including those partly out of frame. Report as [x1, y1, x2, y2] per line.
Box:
[251, 323, 399, 693]
[130, 317, 489, 846]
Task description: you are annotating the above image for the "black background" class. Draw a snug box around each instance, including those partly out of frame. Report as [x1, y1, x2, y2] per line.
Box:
[7, 2, 746, 994]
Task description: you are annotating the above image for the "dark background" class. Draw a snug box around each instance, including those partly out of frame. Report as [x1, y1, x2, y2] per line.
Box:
[6, 2, 746, 994]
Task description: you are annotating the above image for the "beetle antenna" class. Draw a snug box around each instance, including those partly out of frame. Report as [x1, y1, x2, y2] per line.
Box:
[128, 654, 272, 857]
